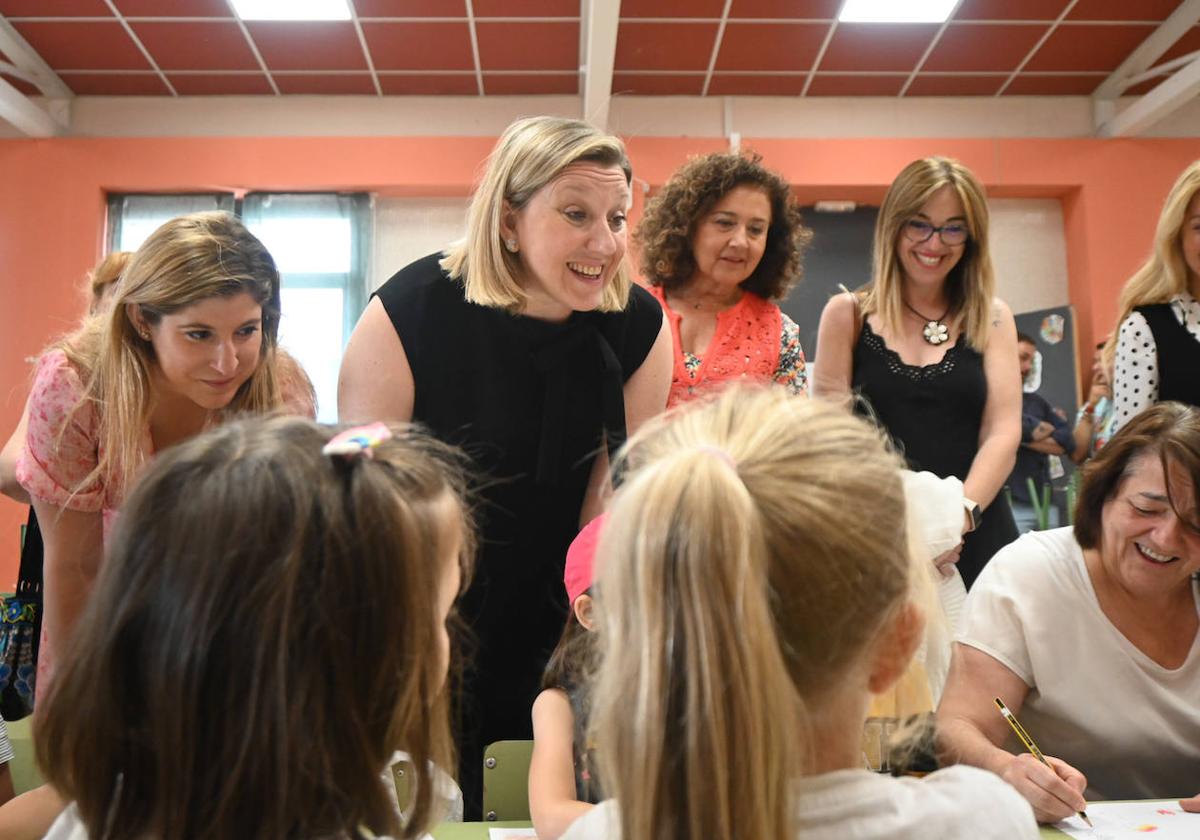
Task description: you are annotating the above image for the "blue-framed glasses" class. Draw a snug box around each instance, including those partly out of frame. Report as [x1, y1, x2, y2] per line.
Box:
[904, 219, 969, 246]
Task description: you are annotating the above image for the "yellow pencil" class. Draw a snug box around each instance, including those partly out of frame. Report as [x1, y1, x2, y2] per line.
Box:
[994, 698, 1092, 828]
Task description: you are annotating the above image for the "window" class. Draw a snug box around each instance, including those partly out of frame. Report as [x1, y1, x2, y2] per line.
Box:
[107, 192, 370, 422]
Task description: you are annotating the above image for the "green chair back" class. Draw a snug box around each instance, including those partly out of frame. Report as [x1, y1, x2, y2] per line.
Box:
[481, 739, 533, 822]
[6, 717, 44, 794]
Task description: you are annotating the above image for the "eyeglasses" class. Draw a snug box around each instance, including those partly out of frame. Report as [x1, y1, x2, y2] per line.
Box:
[903, 219, 969, 246]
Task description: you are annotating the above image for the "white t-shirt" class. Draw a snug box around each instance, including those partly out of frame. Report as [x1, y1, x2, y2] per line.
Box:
[561, 765, 1037, 840]
[959, 527, 1200, 800]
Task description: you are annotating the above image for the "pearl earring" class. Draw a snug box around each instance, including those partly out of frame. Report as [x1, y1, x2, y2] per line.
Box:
[506, 239, 518, 253]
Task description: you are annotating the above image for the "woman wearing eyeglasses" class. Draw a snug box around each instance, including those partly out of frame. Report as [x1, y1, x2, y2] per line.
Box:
[814, 157, 1021, 588]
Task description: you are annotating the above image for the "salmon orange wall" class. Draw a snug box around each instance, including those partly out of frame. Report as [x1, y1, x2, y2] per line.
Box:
[1, 134, 1197, 586]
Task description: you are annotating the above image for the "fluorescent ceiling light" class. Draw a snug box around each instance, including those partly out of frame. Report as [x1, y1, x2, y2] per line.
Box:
[838, 0, 958, 23]
[230, 0, 351, 21]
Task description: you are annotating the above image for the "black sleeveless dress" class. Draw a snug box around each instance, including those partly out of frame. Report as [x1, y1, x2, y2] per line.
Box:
[852, 320, 1017, 588]
[374, 254, 662, 817]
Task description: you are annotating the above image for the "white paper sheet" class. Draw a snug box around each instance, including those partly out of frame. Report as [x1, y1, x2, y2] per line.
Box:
[487, 829, 537, 840]
[1056, 800, 1199, 839]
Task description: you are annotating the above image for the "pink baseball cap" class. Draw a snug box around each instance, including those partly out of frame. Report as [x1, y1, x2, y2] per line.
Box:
[564, 514, 606, 605]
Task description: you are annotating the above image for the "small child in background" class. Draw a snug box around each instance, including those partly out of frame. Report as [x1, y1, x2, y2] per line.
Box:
[564, 387, 1038, 840]
[528, 515, 606, 840]
[34, 416, 472, 840]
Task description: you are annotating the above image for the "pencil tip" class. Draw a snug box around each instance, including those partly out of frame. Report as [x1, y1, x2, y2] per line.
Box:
[1081, 812, 1093, 828]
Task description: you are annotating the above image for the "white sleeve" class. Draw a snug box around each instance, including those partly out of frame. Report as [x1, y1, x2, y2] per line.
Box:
[921, 766, 1040, 839]
[1111, 311, 1159, 434]
[956, 545, 1037, 687]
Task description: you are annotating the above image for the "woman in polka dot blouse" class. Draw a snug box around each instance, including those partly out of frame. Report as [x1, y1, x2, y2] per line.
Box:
[1109, 160, 1200, 433]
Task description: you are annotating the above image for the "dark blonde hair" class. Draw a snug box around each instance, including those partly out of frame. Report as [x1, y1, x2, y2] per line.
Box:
[862, 156, 995, 351]
[636, 151, 812, 300]
[1075, 401, 1200, 549]
[591, 387, 914, 840]
[37, 416, 474, 840]
[57, 212, 286, 500]
[87, 251, 132, 313]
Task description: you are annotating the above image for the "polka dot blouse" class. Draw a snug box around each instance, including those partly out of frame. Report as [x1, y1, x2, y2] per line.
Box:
[1111, 290, 1200, 434]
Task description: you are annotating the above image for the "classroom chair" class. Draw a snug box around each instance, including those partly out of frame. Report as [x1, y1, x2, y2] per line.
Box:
[481, 739, 533, 822]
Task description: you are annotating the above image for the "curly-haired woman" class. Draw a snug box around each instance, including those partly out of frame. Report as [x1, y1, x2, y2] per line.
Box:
[635, 152, 813, 407]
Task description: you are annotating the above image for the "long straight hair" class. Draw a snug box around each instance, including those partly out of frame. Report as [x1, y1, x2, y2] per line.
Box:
[55, 212, 286, 502]
[862, 156, 995, 351]
[37, 416, 475, 840]
[590, 388, 914, 840]
[1104, 159, 1200, 372]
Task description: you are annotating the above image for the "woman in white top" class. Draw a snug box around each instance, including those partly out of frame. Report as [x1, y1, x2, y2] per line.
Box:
[1109, 160, 1200, 432]
[938, 402, 1200, 822]
[564, 387, 1037, 840]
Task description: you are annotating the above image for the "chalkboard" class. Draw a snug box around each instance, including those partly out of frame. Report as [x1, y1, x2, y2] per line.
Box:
[780, 205, 878, 364]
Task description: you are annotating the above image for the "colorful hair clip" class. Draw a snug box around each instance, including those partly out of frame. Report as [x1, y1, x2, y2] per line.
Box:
[322, 422, 393, 460]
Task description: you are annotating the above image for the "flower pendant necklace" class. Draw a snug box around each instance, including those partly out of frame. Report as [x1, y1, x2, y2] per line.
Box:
[904, 299, 951, 345]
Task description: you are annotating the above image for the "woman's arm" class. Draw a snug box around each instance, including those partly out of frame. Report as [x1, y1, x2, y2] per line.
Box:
[579, 314, 672, 525]
[936, 643, 1088, 823]
[0, 784, 66, 840]
[529, 689, 593, 840]
[0, 400, 31, 504]
[812, 292, 858, 399]
[32, 498, 104, 672]
[1110, 311, 1157, 435]
[963, 300, 1021, 513]
[337, 297, 414, 424]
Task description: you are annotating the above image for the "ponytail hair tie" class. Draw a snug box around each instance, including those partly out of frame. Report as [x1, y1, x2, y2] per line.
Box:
[697, 444, 737, 470]
[323, 422, 393, 460]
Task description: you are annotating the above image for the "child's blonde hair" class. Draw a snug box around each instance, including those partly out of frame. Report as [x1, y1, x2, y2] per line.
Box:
[37, 416, 474, 840]
[590, 387, 916, 840]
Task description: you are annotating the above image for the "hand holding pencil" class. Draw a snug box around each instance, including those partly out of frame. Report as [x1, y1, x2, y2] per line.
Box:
[994, 698, 1092, 826]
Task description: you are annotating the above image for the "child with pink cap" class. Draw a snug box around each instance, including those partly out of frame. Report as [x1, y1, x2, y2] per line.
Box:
[528, 514, 606, 840]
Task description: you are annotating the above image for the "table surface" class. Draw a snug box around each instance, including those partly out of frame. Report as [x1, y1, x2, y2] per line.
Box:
[429, 820, 1073, 838]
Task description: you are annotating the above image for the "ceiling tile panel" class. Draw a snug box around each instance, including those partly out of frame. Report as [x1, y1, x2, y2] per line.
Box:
[1122, 77, 1163, 96]
[274, 73, 377, 94]
[611, 72, 704, 94]
[353, 0, 467, 14]
[59, 72, 170, 94]
[13, 22, 150, 70]
[245, 22, 367, 71]
[476, 21, 578, 70]
[728, 0, 842, 18]
[807, 74, 907, 95]
[923, 23, 1044, 72]
[378, 74, 478, 94]
[132, 22, 259, 71]
[167, 73, 274, 94]
[1, 74, 40, 96]
[1024, 24, 1155, 72]
[115, 0, 232, 15]
[715, 22, 827, 72]
[1003, 74, 1105, 95]
[819, 23, 939, 72]
[473, 0, 578, 14]
[1066, 0, 1183, 21]
[362, 21, 474, 70]
[621, 0, 726, 18]
[905, 74, 1005, 95]
[952, 0, 1070, 20]
[1158, 25, 1200, 63]
[0, 0, 110, 14]
[483, 73, 578, 94]
[615, 21, 717, 71]
[362, 20, 475, 70]
[707, 73, 807, 95]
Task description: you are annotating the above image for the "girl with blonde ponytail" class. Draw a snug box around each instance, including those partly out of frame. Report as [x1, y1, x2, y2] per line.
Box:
[564, 387, 1037, 840]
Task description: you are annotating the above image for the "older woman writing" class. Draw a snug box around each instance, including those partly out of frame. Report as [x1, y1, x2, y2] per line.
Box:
[634, 152, 812, 406]
[937, 402, 1200, 821]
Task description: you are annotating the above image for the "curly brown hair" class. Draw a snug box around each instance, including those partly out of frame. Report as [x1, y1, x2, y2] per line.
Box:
[635, 151, 812, 301]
